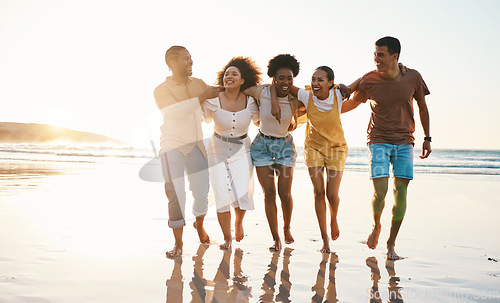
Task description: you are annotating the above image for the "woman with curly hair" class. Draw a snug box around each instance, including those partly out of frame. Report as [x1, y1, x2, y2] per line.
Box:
[244, 54, 305, 251]
[203, 56, 262, 250]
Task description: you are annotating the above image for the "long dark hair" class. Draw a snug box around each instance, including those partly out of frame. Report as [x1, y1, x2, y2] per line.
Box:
[315, 66, 335, 89]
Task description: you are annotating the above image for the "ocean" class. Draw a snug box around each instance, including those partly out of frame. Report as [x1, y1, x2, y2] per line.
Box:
[1, 143, 499, 178]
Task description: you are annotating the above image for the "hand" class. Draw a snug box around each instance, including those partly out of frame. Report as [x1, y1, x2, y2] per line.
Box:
[420, 140, 432, 159]
[337, 83, 351, 100]
[398, 63, 408, 75]
[271, 100, 281, 124]
[270, 80, 281, 123]
[200, 86, 223, 101]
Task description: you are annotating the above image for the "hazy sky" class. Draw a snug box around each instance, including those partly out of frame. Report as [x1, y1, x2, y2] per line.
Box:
[1, 0, 499, 150]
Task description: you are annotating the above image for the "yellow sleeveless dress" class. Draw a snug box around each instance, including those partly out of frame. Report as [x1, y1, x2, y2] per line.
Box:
[304, 90, 348, 171]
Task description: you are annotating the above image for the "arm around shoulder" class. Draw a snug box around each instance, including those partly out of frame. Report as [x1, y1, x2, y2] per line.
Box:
[341, 90, 367, 113]
[243, 84, 268, 103]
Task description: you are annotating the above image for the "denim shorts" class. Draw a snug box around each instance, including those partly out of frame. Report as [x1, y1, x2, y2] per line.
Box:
[251, 133, 296, 167]
[369, 143, 414, 180]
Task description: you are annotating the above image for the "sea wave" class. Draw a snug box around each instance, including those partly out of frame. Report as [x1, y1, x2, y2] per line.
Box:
[1, 144, 499, 176]
[0, 143, 152, 159]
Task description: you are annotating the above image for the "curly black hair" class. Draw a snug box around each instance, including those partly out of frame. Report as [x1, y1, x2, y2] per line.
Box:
[267, 54, 300, 78]
[216, 57, 262, 91]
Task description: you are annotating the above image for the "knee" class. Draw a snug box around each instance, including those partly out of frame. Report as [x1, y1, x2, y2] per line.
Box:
[393, 183, 408, 199]
[373, 188, 387, 202]
[313, 188, 325, 200]
[277, 189, 292, 204]
[326, 193, 340, 204]
[263, 187, 277, 202]
[164, 182, 177, 200]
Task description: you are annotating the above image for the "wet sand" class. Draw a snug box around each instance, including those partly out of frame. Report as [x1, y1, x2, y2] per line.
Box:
[0, 158, 499, 302]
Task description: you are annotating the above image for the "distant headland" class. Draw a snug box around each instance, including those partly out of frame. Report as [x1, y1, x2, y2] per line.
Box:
[0, 122, 123, 145]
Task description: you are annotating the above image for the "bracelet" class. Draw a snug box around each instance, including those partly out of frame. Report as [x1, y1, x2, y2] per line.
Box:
[424, 137, 432, 142]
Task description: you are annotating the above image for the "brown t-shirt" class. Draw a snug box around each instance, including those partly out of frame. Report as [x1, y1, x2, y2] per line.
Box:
[357, 69, 430, 145]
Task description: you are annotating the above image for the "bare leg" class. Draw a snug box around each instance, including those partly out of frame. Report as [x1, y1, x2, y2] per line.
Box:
[191, 244, 209, 302]
[326, 169, 343, 241]
[385, 259, 403, 301]
[308, 167, 330, 253]
[311, 252, 329, 301]
[217, 211, 232, 250]
[256, 166, 281, 251]
[276, 164, 294, 245]
[386, 177, 409, 260]
[367, 177, 388, 250]
[366, 257, 382, 303]
[325, 253, 339, 302]
[166, 257, 183, 303]
[259, 252, 279, 302]
[166, 227, 183, 258]
[234, 207, 246, 242]
[193, 215, 210, 244]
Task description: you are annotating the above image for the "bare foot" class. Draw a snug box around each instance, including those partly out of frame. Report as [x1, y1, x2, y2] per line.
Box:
[166, 244, 183, 258]
[331, 219, 340, 240]
[284, 228, 294, 244]
[220, 238, 232, 250]
[367, 226, 381, 249]
[284, 247, 293, 257]
[235, 221, 244, 242]
[386, 245, 400, 260]
[269, 240, 282, 252]
[193, 221, 210, 244]
[319, 242, 331, 253]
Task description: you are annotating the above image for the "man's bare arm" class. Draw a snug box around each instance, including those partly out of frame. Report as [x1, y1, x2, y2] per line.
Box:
[341, 89, 367, 113]
[416, 96, 432, 159]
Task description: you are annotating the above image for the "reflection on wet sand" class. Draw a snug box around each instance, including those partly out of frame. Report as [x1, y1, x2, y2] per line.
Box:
[166, 257, 184, 303]
[311, 252, 338, 303]
[166, 245, 252, 303]
[259, 247, 293, 302]
[0, 163, 68, 195]
[366, 257, 403, 303]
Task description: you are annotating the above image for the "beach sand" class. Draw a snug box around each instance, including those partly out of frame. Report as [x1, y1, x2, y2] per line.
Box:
[0, 158, 499, 302]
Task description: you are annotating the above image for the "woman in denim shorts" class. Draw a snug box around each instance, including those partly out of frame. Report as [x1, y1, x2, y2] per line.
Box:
[245, 54, 304, 251]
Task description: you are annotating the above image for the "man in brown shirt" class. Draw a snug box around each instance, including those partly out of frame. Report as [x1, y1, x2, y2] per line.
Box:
[154, 46, 221, 258]
[343, 36, 431, 259]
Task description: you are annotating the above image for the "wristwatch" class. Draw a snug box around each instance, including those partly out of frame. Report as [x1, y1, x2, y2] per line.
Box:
[424, 137, 432, 142]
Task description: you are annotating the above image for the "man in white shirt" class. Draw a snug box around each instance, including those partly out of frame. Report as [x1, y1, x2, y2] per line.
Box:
[154, 46, 221, 258]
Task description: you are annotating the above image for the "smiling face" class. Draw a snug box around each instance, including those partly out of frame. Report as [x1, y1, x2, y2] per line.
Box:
[223, 66, 244, 90]
[311, 69, 333, 99]
[171, 49, 193, 77]
[273, 68, 294, 97]
[374, 45, 398, 73]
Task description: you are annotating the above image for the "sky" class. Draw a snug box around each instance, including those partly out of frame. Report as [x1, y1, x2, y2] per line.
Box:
[1, 0, 499, 150]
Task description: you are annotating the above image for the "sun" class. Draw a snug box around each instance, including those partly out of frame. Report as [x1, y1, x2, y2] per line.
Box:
[34, 99, 82, 130]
